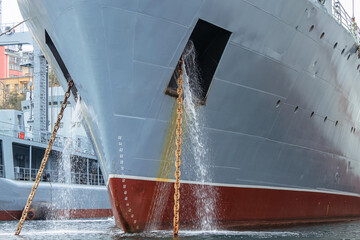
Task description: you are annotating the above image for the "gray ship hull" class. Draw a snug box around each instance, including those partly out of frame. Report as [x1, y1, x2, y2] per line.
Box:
[17, 0, 360, 232]
[0, 178, 111, 221]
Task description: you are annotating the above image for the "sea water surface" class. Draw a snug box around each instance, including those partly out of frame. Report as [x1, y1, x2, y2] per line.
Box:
[1, 218, 360, 240]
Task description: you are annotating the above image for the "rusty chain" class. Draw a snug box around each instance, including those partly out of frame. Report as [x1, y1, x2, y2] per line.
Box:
[15, 80, 74, 236]
[173, 59, 183, 237]
[0, 19, 29, 37]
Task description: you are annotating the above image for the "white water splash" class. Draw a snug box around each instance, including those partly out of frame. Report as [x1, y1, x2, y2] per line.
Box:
[53, 98, 83, 218]
[182, 41, 218, 230]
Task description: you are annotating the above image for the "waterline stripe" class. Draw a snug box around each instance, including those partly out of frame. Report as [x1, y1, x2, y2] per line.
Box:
[108, 174, 360, 198]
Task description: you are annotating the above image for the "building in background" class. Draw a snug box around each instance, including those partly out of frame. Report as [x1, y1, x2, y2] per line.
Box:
[0, 10, 95, 160]
[21, 86, 94, 156]
[0, 46, 32, 109]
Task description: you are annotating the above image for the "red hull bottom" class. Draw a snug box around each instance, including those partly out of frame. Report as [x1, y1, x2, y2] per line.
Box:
[0, 208, 112, 221]
[108, 177, 360, 232]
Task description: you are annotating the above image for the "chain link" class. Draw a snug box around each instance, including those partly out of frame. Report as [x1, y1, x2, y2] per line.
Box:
[15, 80, 74, 236]
[0, 19, 29, 37]
[173, 59, 183, 237]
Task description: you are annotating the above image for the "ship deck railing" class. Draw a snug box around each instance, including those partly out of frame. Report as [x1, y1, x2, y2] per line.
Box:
[0, 22, 28, 34]
[333, 0, 360, 43]
[13, 166, 105, 186]
[0, 123, 96, 157]
[71, 171, 105, 185]
[0, 165, 4, 178]
[14, 166, 53, 182]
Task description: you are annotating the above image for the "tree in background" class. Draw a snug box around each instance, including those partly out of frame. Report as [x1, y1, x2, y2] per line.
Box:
[0, 79, 26, 110]
[0, 81, 10, 109]
[0, 68, 57, 110]
[49, 69, 60, 87]
[0, 90, 25, 110]
[8, 91, 26, 110]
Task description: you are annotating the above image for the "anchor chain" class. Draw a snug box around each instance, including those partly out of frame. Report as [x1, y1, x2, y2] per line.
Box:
[15, 80, 74, 236]
[173, 59, 183, 237]
[0, 19, 29, 37]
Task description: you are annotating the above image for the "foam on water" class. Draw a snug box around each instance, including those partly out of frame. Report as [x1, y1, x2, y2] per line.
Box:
[2, 218, 360, 239]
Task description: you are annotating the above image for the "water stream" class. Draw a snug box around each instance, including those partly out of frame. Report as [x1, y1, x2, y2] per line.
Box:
[52, 98, 83, 219]
[181, 41, 218, 230]
[146, 41, 217, 231]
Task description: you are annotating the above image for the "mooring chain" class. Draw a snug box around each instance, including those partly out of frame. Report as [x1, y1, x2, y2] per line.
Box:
[173, 59, 183, 237]
[0, 19, 29, 37]
[15, 80, 74, 236]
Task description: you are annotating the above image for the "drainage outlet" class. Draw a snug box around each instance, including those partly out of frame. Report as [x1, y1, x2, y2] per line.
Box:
[165, 19, 231, 104]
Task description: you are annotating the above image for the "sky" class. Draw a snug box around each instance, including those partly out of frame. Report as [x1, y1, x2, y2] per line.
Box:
[341, 0, 360, 19]
[2, 0, 23, 24]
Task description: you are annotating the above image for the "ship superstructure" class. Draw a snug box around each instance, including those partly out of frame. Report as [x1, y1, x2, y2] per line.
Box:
[0, 120, 111, 220]
[16, 0, 360, 232]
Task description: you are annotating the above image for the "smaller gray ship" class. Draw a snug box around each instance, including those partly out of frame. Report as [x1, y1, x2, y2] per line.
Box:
[0, 110, 112, 221]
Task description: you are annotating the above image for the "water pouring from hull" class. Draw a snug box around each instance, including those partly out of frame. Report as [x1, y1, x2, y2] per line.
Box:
[181, 41, 218, 231]
[53, 97, 83, 219]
